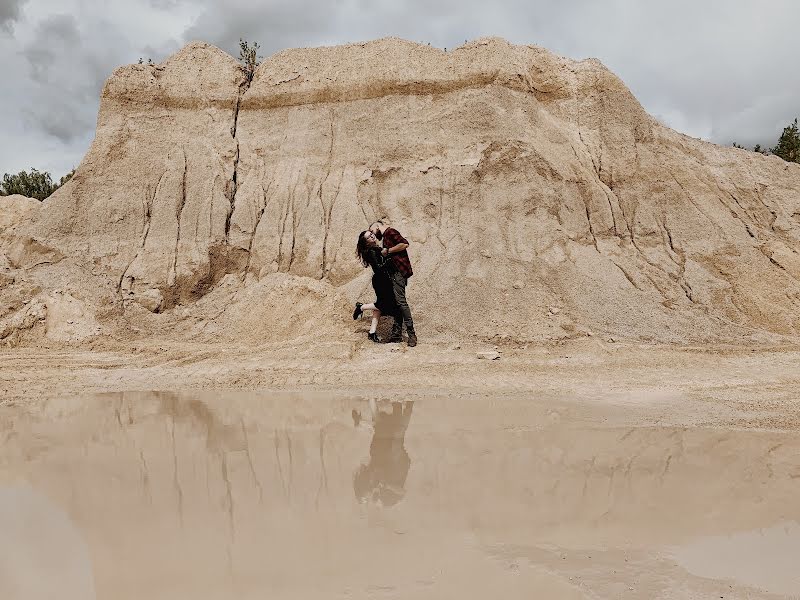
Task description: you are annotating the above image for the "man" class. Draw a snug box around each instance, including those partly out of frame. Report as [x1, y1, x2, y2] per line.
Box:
[369, 220, 417, 347]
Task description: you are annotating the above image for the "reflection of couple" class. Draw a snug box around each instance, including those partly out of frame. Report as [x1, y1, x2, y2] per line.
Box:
[353, 399, 414, 507]
[353, 220, 417, 347]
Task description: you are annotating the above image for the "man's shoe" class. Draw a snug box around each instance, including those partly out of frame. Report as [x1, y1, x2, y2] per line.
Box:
[368, 332, 382, 343]
[406, 331, 418, 347]
[353, 302, 363, 320]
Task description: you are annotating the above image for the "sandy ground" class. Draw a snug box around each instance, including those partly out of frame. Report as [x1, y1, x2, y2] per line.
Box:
[3, 340, 800, 430]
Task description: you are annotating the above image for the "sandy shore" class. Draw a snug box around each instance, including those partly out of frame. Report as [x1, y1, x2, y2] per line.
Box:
[4, 341, 800, 431]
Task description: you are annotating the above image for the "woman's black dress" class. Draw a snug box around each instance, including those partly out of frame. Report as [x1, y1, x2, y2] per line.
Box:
[365, 247, 400, 318]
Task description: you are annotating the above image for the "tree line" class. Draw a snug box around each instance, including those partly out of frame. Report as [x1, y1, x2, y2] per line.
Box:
[0, 168, 75, 201]
[733, 118, 800, 163]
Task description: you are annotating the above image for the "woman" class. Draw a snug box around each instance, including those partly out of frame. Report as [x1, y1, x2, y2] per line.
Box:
[353, 230, 400, 342]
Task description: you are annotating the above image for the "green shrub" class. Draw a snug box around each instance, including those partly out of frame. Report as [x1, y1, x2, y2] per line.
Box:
[239, 39, 261, 83]
[0, 169, 56, 200]
[0, 167, 76, 201]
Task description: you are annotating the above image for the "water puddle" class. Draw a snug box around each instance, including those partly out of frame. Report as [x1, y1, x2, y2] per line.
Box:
[670, 522, 800, 596]
[1, 391, 799, 599]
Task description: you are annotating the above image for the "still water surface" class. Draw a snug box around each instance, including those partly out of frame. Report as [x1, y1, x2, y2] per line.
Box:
[1, 391, 799, 599]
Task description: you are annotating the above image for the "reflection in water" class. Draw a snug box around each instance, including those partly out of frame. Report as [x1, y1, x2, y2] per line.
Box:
[670, 522, 800, 596]
[353, 400, 414, 507]
[3, 391, 800, 599]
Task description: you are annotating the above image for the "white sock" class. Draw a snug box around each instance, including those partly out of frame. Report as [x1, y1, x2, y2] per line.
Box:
[361, 303, 376, 311]
[369, 317, 378, 334]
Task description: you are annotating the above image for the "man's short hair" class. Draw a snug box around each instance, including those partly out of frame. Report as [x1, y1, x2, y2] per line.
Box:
[369, 220, 384, 229]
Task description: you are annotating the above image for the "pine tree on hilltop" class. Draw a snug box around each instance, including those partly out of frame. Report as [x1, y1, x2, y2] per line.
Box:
[771, 118, 800, 163]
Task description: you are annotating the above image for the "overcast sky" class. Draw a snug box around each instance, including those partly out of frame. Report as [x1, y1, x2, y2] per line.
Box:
[1, 0, 798, 178]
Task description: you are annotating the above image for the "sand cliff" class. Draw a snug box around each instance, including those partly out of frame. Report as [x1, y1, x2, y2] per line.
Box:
[2, 37, 800, 347]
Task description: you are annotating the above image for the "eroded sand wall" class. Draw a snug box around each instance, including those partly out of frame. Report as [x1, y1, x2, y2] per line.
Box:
[3, 37, 800, 345]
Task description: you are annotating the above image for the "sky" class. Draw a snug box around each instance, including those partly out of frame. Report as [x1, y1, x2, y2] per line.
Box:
[1, 0, 798, 179]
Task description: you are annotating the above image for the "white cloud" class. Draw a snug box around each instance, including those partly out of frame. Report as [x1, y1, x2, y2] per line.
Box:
[0, 0, 199, 178]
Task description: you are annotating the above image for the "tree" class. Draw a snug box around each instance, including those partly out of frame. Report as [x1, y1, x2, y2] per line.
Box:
[58, 168, 76, 187]
[0, 167, 75, 201]
[0, 168, 56, 200]
[238, 39, 261, 83]
[732, 142, 746, 149]
[770, 118, 800, 163]
[753, 144, 768, 155]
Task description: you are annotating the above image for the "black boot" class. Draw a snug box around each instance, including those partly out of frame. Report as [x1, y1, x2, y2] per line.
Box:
[387, 318, 403, 343]
[353, 302, 363, 320]
[368, 332, 382, 343]
[406, 328, 418, 347]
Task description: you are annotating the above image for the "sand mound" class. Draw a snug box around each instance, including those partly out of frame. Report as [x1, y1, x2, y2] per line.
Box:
[3, 37, 800, 346]
[0, 194, 41, 230]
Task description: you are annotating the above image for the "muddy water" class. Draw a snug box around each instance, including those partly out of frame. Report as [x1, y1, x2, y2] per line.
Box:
[1, 391, 799, 599]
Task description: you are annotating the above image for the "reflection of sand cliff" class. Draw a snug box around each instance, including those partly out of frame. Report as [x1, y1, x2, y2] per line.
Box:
[2, 391, 800, 598]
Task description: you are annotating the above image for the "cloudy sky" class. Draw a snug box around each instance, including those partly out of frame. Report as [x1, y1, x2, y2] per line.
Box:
[1, 0, 797, 179]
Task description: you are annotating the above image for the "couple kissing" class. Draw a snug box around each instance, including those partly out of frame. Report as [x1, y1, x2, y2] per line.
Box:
[353, 221, 417, 347]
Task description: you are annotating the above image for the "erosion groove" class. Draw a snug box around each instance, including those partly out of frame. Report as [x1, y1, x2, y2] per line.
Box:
[117, 175, 161, 294]
[171, 148, 188, 287]
[225, 141, 239, 241]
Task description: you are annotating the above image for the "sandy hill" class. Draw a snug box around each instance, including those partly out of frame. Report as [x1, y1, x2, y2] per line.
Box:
[2, 37, 800, 348]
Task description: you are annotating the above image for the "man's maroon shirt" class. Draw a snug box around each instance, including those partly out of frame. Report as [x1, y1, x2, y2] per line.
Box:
[382, 228, 413, 278]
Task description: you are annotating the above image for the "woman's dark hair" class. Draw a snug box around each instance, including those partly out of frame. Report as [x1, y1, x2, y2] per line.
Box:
[356, 230, 371, 267]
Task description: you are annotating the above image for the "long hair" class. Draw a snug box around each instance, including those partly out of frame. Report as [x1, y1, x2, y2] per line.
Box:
[355, 230, 371, 267]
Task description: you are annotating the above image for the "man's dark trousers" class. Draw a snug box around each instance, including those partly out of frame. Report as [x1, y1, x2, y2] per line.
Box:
[390, 271, 414, 337]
